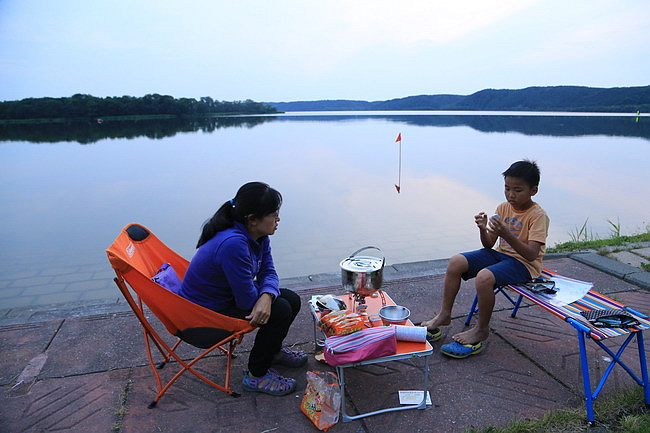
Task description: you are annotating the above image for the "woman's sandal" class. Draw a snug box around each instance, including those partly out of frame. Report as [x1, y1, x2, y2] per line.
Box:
[242, 368, 296, 396]
[440, 341, 483, 359]
[272, 347, 308, 367]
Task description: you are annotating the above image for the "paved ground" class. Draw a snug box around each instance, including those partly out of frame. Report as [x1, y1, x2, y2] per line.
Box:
[1, 252, 650, 433]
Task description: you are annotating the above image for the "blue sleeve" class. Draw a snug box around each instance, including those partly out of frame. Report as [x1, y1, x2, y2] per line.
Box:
[256, 240, 280, 300]
[218, 237, 263, 311]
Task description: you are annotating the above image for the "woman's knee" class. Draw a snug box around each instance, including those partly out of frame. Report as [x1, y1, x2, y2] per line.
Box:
[279, 288, 301, 314]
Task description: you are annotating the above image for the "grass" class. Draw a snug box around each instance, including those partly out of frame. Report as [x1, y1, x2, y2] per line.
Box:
[468, 387, 650, 433]
[548, 218, 650, 254]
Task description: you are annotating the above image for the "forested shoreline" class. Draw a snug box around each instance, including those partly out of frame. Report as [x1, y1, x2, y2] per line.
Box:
[267, 85, 650, 113]
[0, 94, 278, 120]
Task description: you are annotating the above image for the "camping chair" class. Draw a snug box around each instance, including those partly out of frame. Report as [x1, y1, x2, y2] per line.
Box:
[106, 223, 255, 408]
[465, 268, 650, 424]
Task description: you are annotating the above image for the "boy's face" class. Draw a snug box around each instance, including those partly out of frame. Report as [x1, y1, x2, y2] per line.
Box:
[503, 176, 537, 211]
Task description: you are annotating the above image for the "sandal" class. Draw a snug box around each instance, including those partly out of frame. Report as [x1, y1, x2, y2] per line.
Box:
[272, 347, 308, 368]
[415, 319, 442, 343]
[440, 341, 484, 359]
[242, 369, 296, 396]
[425, 328, 442, 343]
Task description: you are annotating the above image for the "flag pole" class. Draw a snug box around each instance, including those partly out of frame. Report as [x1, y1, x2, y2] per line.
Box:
[395, 133, 402, 193]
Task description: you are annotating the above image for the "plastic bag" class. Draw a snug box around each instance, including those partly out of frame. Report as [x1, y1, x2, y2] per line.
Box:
[300, 370, 341, 431]
[319, 310, 365, 336]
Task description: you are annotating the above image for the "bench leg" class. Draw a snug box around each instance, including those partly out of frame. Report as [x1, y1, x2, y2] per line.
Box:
[465, 295, 478, 326]
[637, 331, 650, 406]
[577, 330, 596, 424]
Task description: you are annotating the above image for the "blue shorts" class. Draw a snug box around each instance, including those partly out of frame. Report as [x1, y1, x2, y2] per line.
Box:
[460, 248, 531, 287]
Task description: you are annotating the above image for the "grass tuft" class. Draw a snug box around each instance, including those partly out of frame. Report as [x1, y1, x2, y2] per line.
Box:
[467, 387, 650, 433]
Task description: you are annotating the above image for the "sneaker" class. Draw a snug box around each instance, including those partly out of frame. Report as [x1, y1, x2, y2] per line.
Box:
[272, 346, 308, 368]
[242, 369, 296, 396]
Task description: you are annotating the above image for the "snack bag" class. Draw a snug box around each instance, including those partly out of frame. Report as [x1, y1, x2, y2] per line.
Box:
[319, 310, 365, 336]
[300, 370, 341, 431]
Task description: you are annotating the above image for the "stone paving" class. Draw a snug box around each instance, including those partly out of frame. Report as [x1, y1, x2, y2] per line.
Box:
[1, 254, 649, 433]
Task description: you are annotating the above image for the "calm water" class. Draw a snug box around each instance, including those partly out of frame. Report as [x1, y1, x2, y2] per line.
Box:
[1, 112, 648, 308]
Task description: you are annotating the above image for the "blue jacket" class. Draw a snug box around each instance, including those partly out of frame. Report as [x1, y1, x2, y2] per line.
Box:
[179, 222, 280, 312]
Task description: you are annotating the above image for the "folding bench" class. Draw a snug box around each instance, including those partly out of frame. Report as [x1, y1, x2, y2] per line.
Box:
[106, 223, 255, 408]
[465, 268, 650, 424]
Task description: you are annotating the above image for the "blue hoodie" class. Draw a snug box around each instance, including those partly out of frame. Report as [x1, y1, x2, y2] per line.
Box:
[179, 222, 280, 312]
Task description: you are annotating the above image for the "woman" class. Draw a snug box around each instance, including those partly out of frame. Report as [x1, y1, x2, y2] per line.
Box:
[179, 182, 306, 396]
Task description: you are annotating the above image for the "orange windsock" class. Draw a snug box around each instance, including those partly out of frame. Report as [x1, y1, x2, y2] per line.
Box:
[395, 133, 401, 142]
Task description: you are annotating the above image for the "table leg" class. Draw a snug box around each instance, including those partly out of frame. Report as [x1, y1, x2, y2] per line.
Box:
[338, 355, 431, 422]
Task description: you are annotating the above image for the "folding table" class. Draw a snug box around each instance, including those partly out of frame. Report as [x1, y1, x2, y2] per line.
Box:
[309, 292, 433, 421]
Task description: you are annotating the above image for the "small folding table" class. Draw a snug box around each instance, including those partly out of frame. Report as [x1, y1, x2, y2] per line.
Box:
[309, 292, 433, 421]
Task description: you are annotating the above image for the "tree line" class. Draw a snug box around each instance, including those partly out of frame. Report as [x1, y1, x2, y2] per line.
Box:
[0, 93, 278, 120]
[267, 85, 650, 113]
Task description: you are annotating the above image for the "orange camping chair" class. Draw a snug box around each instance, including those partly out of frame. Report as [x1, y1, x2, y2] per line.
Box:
[106, 223, 255, 408]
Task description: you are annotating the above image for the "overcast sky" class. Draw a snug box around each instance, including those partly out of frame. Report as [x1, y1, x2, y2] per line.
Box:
[1, 1, 648, 102]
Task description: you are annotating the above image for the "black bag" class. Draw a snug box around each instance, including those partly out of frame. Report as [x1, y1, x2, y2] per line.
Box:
[580, 308, 640, 328]
[524, 278, 557, 295]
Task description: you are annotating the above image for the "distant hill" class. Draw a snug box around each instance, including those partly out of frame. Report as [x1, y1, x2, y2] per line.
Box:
[266, 85, 650, 113]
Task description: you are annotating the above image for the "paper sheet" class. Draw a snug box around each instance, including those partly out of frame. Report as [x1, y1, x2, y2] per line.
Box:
[536, 276, 593, 307]
[398, 390, 432, 405]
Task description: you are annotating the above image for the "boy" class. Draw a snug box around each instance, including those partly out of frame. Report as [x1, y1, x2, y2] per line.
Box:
[420, 160, 549, 358]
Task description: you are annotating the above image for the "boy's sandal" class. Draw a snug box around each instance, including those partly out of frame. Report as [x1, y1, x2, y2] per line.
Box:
[415, 319, 442, 343]
[440, 341, 483, 359]
[426, 328, 442, 342]
[242, 368, 296, 396]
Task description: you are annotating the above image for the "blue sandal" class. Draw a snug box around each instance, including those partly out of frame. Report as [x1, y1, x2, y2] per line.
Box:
[440, 341, 483, 359]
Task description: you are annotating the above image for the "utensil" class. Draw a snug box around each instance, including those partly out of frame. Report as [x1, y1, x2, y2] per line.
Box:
[315, 294, 347, 312]
[378, 305, 410, 326]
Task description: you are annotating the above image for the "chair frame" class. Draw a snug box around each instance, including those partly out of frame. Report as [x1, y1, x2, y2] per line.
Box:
[465, 271, 650, 424]
[107, 223, 255, 408]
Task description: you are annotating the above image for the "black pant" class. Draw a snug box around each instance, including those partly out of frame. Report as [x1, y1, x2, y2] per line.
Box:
[219, 288, 301, 377]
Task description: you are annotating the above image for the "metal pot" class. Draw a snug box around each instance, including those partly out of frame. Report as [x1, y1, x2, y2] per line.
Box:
[379, 305, 411, 326]
[340, 246, 385, 297]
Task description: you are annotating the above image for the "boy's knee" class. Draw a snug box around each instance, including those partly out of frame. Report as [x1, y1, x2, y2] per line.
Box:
[475, 269, 496, 290]
[447, 254, 468, 274]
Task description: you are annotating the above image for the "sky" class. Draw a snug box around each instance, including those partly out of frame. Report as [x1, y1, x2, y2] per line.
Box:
[1, 0, 649, 103]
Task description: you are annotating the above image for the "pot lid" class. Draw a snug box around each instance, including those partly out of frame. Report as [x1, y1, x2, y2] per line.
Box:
[340, 255, 383, 272]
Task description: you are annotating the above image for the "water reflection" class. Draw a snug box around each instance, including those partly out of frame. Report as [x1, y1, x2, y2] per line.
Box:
[1, 112, 648, 145]
[0, 112, 648, 309]
[0, 116, 275, 144]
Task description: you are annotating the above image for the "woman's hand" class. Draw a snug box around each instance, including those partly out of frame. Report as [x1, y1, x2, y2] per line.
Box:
[245, 293, 273, 326]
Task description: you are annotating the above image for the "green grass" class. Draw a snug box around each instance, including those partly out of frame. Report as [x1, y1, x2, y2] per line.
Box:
[548, 226, 650, 254]
[468, 387, 650, 433]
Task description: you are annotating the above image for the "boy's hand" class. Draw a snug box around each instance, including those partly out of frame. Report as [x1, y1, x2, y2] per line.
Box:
[475, 212, 488, 230]
[487, 214, 506, 236]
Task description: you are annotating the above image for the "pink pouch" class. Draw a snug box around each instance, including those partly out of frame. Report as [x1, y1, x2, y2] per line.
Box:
[323, 326, 397, 366]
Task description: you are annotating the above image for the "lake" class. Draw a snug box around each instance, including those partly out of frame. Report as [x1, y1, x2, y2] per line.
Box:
[1, 111, 648, 308]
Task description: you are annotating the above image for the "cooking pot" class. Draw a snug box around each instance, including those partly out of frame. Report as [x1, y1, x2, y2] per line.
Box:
[340, 246, 385, 297]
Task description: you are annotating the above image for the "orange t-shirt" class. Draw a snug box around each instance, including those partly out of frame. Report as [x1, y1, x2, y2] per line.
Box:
[494, 201, 549, 278]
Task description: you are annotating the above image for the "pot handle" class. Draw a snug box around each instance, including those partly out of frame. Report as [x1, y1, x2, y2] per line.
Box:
[348, 246, 385, 267]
